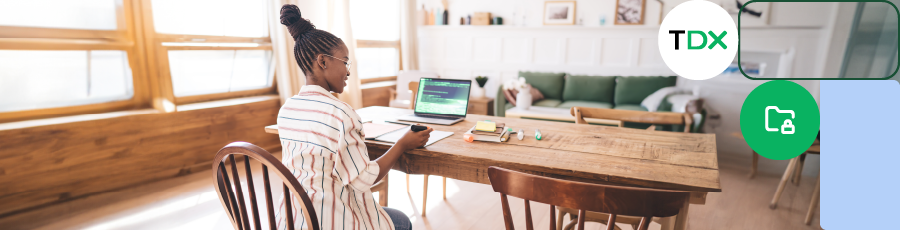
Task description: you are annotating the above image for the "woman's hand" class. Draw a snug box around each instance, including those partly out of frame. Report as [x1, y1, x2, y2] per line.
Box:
[395, 125, 433, 151]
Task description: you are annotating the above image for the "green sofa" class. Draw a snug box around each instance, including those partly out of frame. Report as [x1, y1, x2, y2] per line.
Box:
[494, 71, 704, 132]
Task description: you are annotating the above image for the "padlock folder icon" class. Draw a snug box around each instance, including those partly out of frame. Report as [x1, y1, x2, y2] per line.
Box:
[765, 106, 795, 134]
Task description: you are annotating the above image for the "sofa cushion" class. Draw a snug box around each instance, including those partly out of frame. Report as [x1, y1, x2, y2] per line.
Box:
[519, 71, 566, 100]
[533, 99, 562, 108]
[614, 76, 677, 105]
[557, 101, 613, 110]
[613, 104, 649, 111]
[563, 75, 616, 103]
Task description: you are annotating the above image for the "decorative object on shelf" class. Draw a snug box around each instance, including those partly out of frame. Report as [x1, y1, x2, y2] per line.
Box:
[543, 1, 576, 25]
[516, 85, 533, 110]
[418, 5, 428, 26]
[442, 9, 448, 25]
[493, 17, 503, 25]
[473, 76, 489, 98]
[600, 14, 607, 25]
[460, 17, 465, 25]
[615, 0, 645, 25]
[467, 15, 472, 25]
[472, 12, 492, 25]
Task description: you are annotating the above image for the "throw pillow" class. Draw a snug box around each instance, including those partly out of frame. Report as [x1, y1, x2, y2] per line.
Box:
[641, 86, 690, 112]
[519, 71, 566, 100]
[503, 84, 545, 106]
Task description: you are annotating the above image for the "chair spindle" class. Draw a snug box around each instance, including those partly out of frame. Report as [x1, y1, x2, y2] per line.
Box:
[605, 214, 617, 230]
[284, 185, 294, 230]
[500, 194, 515, 230]
[638, 216, 652, 230]
[263, 165, 276, 230]
[243, 156, 262, 230]
[229, 155, 251, 230]
[577, 209, 586, 230]
[549, 205, 556, 230]
[524, 199, 534, 230]
[220, 162, 244, 230]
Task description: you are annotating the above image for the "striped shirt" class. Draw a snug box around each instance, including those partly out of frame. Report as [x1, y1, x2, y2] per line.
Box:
[275, 85, 394, 230]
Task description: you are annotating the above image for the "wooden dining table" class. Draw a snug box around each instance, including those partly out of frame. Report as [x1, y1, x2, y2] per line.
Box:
[265, 106, 720, 230]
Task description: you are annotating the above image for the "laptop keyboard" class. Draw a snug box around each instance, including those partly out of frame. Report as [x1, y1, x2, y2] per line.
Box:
[416, 114, 458, 120]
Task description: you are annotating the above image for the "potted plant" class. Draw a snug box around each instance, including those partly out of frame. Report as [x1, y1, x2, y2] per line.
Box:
[473, 76, 489, 98]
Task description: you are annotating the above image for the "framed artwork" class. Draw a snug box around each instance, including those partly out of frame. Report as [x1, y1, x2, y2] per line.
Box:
[615, 0, 645, 25]
[543, 1, 576, 25]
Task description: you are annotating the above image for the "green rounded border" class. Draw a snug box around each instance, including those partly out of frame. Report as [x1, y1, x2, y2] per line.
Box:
[739, 0, 900, 80]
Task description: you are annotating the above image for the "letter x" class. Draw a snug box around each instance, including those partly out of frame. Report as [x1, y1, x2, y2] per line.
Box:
[708, 31, 727, 49]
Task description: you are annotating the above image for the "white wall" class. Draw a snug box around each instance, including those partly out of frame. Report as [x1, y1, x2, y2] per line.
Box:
[415, 0, 840, 175]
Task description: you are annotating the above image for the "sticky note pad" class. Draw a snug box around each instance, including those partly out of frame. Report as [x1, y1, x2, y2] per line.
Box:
[475, 121, 496, 132]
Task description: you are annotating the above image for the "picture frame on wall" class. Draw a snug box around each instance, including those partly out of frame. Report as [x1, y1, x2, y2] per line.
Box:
[543, 1, 576, 25]
[615, 0, 645, 25]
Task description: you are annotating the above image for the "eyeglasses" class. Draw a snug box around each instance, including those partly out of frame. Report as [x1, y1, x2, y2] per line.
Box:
[323, 54, 352, 72]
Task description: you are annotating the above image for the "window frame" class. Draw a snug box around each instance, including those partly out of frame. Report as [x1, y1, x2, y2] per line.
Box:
[0, 0, 152, 123]
[139, 0, 277, 106]
[356, 39, 401, 84]
[0, 0, 280, 123]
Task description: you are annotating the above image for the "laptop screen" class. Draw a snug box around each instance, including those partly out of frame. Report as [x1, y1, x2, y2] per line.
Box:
[414, 78, 472, 116]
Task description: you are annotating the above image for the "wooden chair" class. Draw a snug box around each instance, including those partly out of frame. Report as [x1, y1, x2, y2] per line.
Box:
[213, 142, 389, 230]
[488, 166, 690, 230]
[405, 81, 447, 216]
[570, 107, 693, 133]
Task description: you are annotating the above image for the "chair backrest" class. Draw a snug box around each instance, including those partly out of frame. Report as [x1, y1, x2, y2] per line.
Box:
[487, 167, 690, 230]
[409, 81, 419, 109]
[570, 107, 693, 133]
[396, 70, 438, 101]
[213, 142, 319, 230]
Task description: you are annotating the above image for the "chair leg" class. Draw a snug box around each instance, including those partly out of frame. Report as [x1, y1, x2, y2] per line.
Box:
[748, 151, 759, 179]
[442, 177, 446, 200]
[770, 157, 799, 209]
[805, 177, 820, 225]
[422, 174, 429, 216]
[793, 153, 807, 185]
[557, 209, 566, 230]
[379, 176, 389, 207]
[406, 174, 409, 193]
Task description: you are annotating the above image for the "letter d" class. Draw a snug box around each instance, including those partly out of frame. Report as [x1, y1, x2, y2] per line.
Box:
[687, 30, 707, 50]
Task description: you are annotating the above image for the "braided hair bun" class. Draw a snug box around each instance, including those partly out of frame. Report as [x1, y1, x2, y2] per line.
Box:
[280, 4, 315, 41]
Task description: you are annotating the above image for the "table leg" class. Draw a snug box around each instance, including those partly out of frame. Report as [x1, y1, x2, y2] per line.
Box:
[749, 151, 759, 179]
[674, 198, 690, 230]
[805, 176, 820, 225]
[657, 216, 675, 230]
[770, 157, 799, 209]
[422, 174, 429, 216]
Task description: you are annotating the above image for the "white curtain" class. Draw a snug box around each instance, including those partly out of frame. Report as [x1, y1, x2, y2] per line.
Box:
[270, 0, 363, 109]
[329, 0, 363, 109]
[399, 0, 419, 70]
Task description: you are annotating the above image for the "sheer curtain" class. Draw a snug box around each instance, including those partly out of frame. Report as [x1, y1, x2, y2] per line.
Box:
[400, 0, 419, 70]
[270, 0, 363, 109]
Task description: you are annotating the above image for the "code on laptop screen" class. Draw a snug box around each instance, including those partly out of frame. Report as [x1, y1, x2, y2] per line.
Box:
[414, 78, 471, 116]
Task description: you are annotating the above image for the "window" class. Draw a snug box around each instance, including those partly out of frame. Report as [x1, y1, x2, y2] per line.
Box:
[0, 0, 278, 122]
[349, 0, 401, 83]
[0, 0, 140, 122]
[148, 0, 275, 104]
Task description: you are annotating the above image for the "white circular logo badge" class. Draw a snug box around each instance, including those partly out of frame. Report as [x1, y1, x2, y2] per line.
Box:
[658, 0, 738, 80]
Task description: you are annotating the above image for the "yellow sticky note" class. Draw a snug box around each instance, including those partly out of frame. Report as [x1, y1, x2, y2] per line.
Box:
[475, 121, 496, 132]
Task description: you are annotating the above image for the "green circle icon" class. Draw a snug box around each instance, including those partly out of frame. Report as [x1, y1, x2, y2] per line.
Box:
[740, 81, 820, 160]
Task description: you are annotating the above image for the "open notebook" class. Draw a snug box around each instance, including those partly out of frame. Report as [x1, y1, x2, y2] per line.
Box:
[374, 126, 454, 147]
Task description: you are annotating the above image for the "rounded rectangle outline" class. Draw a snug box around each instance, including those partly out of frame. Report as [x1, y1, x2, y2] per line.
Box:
[739, 0, 900, 80]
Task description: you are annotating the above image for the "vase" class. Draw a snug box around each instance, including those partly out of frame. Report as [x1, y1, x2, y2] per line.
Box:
[472, 87, 485, 98]
[516, 87, 532, 110]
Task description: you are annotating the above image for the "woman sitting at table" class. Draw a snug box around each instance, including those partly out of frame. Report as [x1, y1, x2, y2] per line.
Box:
[275, 4, 432, 230]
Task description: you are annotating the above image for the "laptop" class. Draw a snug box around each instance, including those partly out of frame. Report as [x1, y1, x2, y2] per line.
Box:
[398, 78, 472, 125]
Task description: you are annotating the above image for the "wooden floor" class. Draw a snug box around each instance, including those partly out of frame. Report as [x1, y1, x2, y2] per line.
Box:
[0, 152, 822, 230]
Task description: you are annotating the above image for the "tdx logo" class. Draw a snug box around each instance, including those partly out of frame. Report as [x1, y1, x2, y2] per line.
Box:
[667, 30, 727, 50]
[657, 1, 737, 80]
